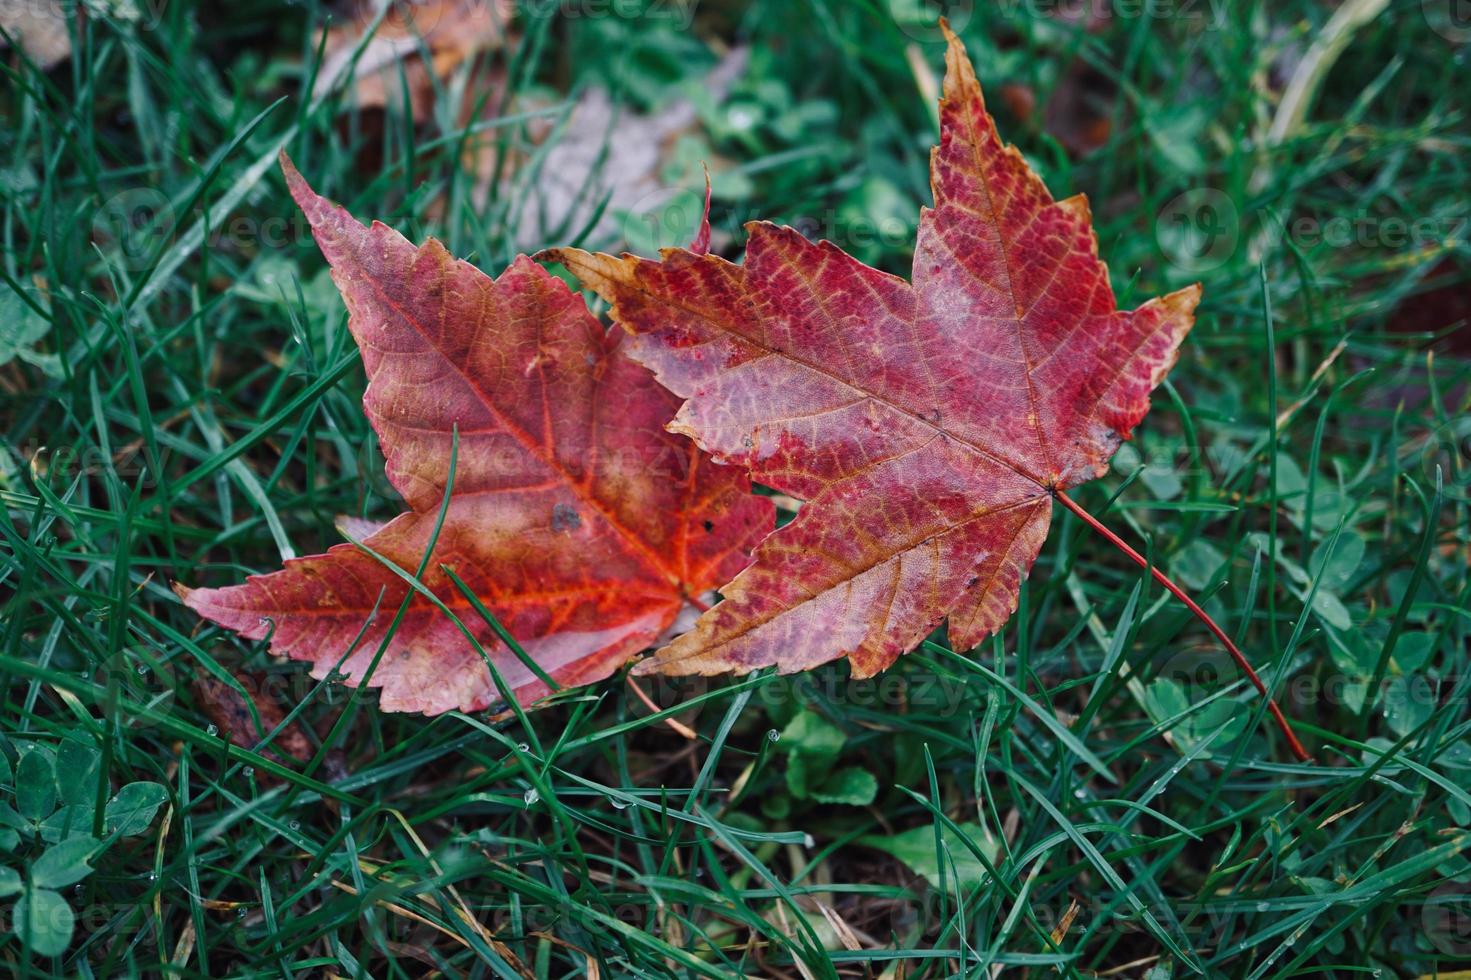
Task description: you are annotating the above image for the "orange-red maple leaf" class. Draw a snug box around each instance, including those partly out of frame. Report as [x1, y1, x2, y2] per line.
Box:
[177, 155, 772, 715]
[541, 25, 1200, 680]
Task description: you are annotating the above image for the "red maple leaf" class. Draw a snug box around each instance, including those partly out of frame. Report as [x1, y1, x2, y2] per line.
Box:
[543, 26, 1310, 759]
[177, 155, 772, 715]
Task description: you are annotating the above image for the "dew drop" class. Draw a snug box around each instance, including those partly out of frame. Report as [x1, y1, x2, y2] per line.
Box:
[608, 796, 629, 811]
[1073, 788, 1086, 799]
[288, 820, 300, 831]
[243, 767, 254, 777]
[136, 664, 149, 675]
[1256, 901, 1269, 912]
[766, 729, 780, 743]
[147, 872, 158, 882]
[727, 106, 757, 131]
[205, 724, 219, 736]
[803, 833, 815, 848]
[523, 788, 539, 807]
[516, 742, 530, 753]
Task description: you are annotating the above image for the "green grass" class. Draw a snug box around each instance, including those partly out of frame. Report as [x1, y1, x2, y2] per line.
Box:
[2, 0, 1469, 976]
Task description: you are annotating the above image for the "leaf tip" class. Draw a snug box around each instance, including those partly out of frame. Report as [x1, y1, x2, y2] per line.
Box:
[536, 247, 637, 310]
[278, 151, 340, 233]
[335, 515, 387, 541]
[690, 165, 713, 256]
[278, 149, 309, 202]
[533, 246, 570, 268]
[938, 17, 978, 101]
[1166, 281, 1205, 321]
[1058, 192, 1091, 224]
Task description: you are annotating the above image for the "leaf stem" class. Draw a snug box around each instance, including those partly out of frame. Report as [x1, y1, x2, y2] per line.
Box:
[1055, 490, 1313, 763]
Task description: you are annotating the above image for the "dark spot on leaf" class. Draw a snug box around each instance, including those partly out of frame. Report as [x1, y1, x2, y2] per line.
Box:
[703, 520, 715, 532]
[741, 434, 754, 448]
[967, 576, 979, 588]
[551, 503, 582, 533]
